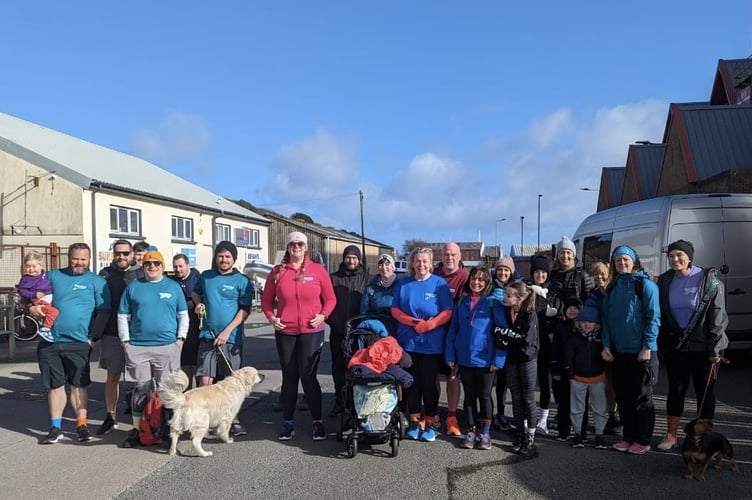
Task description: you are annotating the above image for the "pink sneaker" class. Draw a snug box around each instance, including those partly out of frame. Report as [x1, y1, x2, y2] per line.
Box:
[613, 440, 631, 452]
[628, 443, 651, 455]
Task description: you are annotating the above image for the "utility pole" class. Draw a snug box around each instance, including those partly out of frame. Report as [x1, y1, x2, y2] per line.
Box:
[537, 194, 542, 251]
[359, 190, 366, 267]
[520, 216, 524, 252]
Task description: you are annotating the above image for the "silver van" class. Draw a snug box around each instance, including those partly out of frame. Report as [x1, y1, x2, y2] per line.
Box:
[572, 193, 752, 349]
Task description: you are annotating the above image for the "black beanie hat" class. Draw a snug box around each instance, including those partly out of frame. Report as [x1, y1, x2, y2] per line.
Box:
[343, 245, 361, 261]
[564, 296, 583, 311]
[530, 255, 551, 274]
[667, 240, 694, 262]
[215, 240, 238, 262]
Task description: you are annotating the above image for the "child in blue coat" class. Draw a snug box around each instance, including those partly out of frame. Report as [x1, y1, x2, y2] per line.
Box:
[446, 266, 507, 450]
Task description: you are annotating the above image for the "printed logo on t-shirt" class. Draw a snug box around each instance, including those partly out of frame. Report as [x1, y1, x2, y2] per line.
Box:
[221, 285, 235, 292]
[424, 292, 436, 300]
[303, 276, 314, 282]
[684, 286, 698, 296]
[72, 284, 87, 291]
[159, 293, 172, 299]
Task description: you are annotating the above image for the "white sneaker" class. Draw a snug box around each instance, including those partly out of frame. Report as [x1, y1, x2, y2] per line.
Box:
[535, 409, 549, 435]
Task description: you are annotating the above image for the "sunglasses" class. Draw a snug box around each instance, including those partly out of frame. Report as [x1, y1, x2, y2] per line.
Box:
[144, 261, 162, 267]
[114, 251, 132, 256]
[288, 241, 305, 248]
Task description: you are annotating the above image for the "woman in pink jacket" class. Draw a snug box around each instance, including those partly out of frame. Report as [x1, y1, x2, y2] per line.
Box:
[262, 231, 336, 442]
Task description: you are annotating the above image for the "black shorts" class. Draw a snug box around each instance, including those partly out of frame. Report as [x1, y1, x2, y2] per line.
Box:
[38, 341, 91, 389]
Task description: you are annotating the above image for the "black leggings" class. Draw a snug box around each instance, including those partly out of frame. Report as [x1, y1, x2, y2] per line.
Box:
[406, 353, 443, 418]
[537, 334, 552, 409]
[459, 365, 496, 428]
[664, 351, 716, 419]
[494, 367, 507, 416]
[275, 331, 324, 421]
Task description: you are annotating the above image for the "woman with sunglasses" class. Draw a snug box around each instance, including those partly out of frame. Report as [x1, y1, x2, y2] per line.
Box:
[262, 232, 336, 442]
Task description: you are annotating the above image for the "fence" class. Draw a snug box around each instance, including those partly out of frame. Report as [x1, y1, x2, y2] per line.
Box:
[0, 243, 67, 288]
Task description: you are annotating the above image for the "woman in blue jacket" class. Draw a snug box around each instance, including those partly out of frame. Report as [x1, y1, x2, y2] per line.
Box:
[446, 266, 507, 450]
[601, 245, 660, 455]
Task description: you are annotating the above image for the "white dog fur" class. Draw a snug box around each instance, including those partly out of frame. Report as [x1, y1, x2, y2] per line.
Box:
[160, 366, 263, 457]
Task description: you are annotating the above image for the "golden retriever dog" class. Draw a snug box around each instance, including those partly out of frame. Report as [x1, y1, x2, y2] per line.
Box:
[160, 367, 263, 457]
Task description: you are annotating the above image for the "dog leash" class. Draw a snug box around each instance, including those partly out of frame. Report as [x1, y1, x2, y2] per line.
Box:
[696, 356, 730, 417]
[199, 309, 236, 374]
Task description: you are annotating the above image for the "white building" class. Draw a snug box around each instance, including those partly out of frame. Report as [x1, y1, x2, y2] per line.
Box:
[0, 111, 270, 284]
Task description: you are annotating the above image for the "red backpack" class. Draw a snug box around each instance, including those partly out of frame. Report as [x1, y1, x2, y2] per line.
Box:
[138, 389, 164, 446]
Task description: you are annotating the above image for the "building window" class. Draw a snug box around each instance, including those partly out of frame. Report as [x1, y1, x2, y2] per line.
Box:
[171, 216, 194, 242]
[234, 227, 261, 248]
[110, 206, 141, 236]
[214, 223, 231, 243]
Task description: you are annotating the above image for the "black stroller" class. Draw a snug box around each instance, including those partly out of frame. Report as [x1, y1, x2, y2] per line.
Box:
[336, 314, 410, 458]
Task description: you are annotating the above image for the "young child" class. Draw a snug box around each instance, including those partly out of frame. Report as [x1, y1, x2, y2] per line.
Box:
[562, 303, 608, 449]
[16, 252, 59, 342]
[445, 266, 507, 450]
[549, 297, 582, 441]
[500, 281, 539, 457]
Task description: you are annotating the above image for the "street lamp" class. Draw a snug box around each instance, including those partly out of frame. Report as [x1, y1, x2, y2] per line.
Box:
[537, 194, 542, 252]
[495, 218, 506, 258]
[520, 216, 524, 251]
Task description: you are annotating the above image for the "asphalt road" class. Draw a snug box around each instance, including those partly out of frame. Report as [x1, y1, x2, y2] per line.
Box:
[2, 318, 750, 500]
[114, 334, 752, 500]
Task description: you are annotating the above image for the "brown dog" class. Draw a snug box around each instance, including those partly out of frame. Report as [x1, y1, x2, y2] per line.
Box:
[160, 367, 264, 457]
[681, 418, 738, 481]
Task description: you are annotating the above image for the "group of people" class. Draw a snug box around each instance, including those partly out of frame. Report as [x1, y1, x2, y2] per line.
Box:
[21, 239, 253, 447]
[24, 232, 729, 458]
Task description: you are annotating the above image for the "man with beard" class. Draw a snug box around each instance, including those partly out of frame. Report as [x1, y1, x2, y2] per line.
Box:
[433, 242, 469, 436]
[32, 243, 110, 444]
[94, 239, 144, 434]
[192, 241, 253, 437]
[326, 245, 369, 417]
[171, 253, 201, 389]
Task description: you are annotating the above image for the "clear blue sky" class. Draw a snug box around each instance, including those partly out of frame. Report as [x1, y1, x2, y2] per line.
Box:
[2, 1, 750, 255]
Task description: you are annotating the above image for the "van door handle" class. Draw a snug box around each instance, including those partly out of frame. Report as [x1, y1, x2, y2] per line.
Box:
[728, 289, 746, 295]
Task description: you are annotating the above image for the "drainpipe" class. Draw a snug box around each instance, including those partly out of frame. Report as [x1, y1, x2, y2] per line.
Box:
[91, 182, 101, 271]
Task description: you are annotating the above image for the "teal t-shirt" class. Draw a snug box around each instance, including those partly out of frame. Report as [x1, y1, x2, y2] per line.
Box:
[194, 269, 252, 345]
[119, 277, 188, 346]
[48, 269, 110, 343]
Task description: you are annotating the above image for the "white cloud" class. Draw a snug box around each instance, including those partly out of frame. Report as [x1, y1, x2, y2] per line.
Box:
[528, 108, 575, 148]
[249, 100, 668, 255]
[130, 110, 212, 167]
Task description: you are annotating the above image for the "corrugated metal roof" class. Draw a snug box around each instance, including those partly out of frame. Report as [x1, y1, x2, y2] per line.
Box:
[509, 244, 551, 258]
[605, 167, 625, 202]
[677, 104, 752, 181]
[722, 58, 752, 87]
[259, 208, 392, 248]
[0, 112, 269, 223]
[631, 144, 664, 197]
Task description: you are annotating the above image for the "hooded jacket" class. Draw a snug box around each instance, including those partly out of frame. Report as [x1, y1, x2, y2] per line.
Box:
[327, 262, 370, 333]
[445, 294, 507, 369]
[602, 269, 660, 353]
[657, 266, 728, 356]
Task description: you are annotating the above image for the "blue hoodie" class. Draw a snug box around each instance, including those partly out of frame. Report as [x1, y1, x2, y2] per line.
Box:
[445, 294, 507, 369]
[602, 270, 660, 353]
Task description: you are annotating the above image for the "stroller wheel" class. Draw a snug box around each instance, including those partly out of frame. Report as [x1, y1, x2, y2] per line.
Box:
[397, 411, 408, 440]
[391, 436, 399, 457]
[347, 435, 358, 458]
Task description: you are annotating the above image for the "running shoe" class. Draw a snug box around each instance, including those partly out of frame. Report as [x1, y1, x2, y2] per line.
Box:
[42, 427, 63, 444]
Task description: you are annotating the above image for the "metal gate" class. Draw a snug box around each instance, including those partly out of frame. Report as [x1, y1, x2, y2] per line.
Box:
[0, 243, 66, 288]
